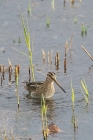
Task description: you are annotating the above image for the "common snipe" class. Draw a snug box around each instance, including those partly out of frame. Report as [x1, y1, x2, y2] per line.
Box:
[25, 72, 66, 99]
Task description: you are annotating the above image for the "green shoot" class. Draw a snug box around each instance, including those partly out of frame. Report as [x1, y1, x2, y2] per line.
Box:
[51, 0, 55, 10]
[13, 39, 15, 43]
[81, 88, 89, 104]
[81, 22, 87, 36]
[15, 66, 18, 89]
[85, 26, 87, 34]
[81, 79, 89, 104]
[81, 24, 85, 32]
[74, 16, 78, 24]
[27, 1, 31, 15]
[18, 37, 21, 43]
[46, 15, 50, 28]
[81, 79, 89, 97]
[71, 80, 78, 130]
[71, 80, 75, 107]
[18, 4, 35, 82]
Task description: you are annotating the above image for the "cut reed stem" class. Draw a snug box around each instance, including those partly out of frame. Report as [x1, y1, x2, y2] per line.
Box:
[42, 49, 46, 62]
[15, 65, 20, 108]
[82, 46, 93, 61]
[64, 58, 66, 73]
[70, 34, 74, 50]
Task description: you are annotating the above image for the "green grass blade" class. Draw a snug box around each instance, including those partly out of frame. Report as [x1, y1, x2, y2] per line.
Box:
[12, 47, 29, 58]
[27, 2, 31, 15]
[83, 78, 88, 96]
[81, 24, 85, 33]
[81, 87, 88, 104]
[18, 4, 35, 82]
[72, 88, 75, 106]
[81, 80, 88, 97]
[51, 0, 55, 10]
[74, 16, 78, 24]
[71, 80, 75, 106]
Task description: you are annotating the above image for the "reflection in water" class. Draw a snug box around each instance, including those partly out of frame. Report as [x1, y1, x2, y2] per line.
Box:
[71, 107, 78, 140]
[71, 0, 75, 5]
[46, 99, 55, 120]
[64, 58, 66, 73]
[63, 0, 66, 7]
[73, 130, 77, 140]
[81, 30, 87, 37]
[71, 107, 78, 133]
[55, 52, 60, 70]
[1, 76, 3, 86]
[82, 65, 93, 83]
[87, 65, 93, 74]
[55, 64, 59, 70]
[26, 94, 55, 120]
[69, 49, 72, 59]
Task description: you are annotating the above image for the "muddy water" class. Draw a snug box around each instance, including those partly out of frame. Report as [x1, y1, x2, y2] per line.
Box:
[0, 0, 93, 139]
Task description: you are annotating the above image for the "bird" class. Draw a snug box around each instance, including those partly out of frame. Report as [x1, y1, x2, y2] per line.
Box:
[24, 72, 66, 99]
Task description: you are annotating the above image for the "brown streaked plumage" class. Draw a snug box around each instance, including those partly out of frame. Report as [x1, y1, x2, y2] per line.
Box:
[25, 72, 66, 99]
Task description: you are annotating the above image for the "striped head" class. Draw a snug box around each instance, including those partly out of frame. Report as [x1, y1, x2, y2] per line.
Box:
[46, 72, 56, 82]
[46, 72, 66, 93]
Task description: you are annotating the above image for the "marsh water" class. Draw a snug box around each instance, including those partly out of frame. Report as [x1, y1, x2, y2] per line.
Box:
[0, 0, 93, 139]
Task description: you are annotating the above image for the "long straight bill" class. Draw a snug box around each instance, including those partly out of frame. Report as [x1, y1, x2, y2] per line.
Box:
[54, 79, 66, 93]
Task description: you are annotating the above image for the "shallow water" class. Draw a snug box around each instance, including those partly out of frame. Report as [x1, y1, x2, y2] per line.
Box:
[0, 0, 93, 139]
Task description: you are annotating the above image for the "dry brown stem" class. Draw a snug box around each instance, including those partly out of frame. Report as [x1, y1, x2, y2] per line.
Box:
[82, 46, 93, 61]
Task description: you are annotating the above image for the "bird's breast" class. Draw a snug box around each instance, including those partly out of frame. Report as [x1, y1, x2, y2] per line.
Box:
[51, 82, 55, 93]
